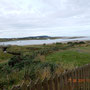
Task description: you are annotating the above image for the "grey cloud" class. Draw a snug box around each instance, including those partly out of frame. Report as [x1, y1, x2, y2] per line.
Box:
[0, 0, 90, 38]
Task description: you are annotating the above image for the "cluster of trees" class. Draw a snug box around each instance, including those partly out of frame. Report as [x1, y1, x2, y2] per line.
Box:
[67, 41, 85, 46]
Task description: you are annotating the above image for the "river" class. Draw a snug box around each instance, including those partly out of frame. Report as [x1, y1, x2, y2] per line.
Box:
[0, 37, 90, 46]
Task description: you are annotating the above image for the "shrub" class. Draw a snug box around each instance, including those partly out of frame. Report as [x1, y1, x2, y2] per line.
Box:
[56, 42, 62, 45]
[67, 42, 73, 44]
[8, 56, 22, 67]
[79, 41, 85, 44]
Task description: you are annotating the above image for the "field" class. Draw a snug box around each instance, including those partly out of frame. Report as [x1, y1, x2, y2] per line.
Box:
[46, 46, 90, 68]
[0, 41, 90, 89]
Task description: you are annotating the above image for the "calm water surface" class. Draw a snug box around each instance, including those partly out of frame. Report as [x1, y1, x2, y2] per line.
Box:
[0, 37, 90, 46]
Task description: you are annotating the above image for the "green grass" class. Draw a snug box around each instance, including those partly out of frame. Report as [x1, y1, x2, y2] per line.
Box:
[46, 49, 90, 68]
[0, 50, 12, 64]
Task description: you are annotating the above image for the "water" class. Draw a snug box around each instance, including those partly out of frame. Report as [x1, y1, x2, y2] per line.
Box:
[0, 37, 90, 46]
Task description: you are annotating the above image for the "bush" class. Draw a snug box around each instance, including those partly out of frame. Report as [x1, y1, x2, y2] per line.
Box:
[56, 42, 62, 45]
[79, 41, 85, 44]
[67, 42, 73, 44]
[8, 56, 22, 67]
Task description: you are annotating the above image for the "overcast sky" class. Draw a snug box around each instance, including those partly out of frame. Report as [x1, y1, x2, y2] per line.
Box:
[0, 0, 90, 38]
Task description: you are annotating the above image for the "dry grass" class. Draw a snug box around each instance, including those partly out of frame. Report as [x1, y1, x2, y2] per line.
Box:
[34, 54, 46, 62]
[0, 59, 9, 64]
[36, 67, 51, 81]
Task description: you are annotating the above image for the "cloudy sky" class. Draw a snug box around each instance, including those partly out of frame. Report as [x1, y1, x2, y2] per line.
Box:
[0, 0, 90, 38]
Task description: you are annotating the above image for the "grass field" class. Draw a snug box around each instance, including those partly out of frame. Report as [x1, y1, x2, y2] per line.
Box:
[0, 50, 12, 64]
[46, 48, 90, 69]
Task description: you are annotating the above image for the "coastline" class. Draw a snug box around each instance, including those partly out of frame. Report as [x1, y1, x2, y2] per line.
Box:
[0, 36, 86, 42]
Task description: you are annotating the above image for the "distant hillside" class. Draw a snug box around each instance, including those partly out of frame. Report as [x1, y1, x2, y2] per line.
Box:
[0, 36, 85, 42]
[17, 35, 50, 39]
[1, 35, 50, 39]
[0, 36, 51, 42]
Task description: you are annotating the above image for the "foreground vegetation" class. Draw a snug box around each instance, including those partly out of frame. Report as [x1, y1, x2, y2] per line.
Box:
[0, 41, 90, 89]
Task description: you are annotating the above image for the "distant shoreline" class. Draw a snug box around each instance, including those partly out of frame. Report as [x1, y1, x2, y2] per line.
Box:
[0, 36, 86, 42]
[0, 36, 89, 46]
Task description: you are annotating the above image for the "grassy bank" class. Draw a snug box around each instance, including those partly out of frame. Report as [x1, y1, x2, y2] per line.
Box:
[0, 41, 90, 89]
